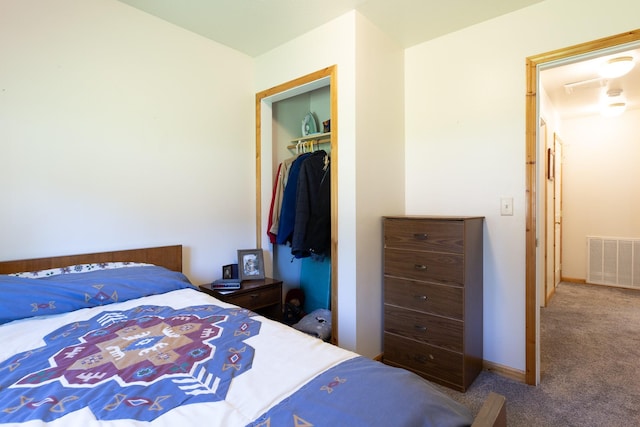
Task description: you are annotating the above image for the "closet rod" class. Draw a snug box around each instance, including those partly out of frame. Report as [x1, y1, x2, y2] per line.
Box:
[287, 132, 331, 150]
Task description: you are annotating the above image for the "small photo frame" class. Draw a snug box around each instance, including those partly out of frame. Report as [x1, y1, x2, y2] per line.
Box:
[237, 249, 265, 281]
[222, 263, 238, 279]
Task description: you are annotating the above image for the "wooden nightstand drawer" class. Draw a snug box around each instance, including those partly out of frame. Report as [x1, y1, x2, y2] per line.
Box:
[223, 286, 280, 310]
[384, 277, 463, 319]
[384, 248, 464, 285]
[384, 218, 464, 253]
[384, 305, 463, 352]
[384, 333, 463, 388]
[198, 278, 283, 321]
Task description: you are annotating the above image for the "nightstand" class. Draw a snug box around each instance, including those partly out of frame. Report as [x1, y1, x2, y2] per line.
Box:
[199, 278, 283, 321]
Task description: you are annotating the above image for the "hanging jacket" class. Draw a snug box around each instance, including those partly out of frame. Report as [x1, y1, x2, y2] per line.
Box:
[269, 156, 298, 241]
[276, 153, 311, 245]
[266, 163, 282, 244]
[291, 150, 331, 258]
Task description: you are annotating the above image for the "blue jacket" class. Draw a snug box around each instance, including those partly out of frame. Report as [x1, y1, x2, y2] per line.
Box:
[276, 153, 311, 245]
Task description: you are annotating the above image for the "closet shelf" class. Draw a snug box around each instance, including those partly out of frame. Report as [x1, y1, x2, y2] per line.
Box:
[287, 132, 331, 150]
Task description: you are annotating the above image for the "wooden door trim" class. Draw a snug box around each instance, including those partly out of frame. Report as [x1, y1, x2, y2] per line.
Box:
[525, 30, 640, 385]
[554, 133, 563, 289]
[255, 65, 339, 343]
[541, 119, 550, 307]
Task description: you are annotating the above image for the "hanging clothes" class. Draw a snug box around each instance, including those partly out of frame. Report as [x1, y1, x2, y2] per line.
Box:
[268, 156, 298, 243]
[266, 163, 282, 244]
[276, 153, 311, 245]
[291, 150, 331, 258]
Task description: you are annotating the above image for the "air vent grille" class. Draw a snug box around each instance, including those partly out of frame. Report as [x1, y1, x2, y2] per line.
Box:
[587, 236, 640, 288]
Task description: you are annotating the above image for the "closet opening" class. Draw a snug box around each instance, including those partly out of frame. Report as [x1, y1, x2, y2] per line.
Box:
[255, 66, 338, 344]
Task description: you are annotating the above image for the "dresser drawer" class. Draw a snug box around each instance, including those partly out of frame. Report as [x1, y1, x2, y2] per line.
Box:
[384, 333, 463, 386]
[223, 286, 280, 311]
[383, 216, 483, 392]
[384, 277, 463, 319]
[384, 219, 464, 254]
[384, 248, 464, 285]
[384, 305, 463, 352]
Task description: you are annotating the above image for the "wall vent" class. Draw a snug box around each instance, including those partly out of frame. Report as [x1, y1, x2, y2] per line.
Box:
[587, 236, 640, 288]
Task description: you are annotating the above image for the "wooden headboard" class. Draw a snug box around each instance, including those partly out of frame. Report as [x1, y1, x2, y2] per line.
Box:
[0, 245, 183, 275]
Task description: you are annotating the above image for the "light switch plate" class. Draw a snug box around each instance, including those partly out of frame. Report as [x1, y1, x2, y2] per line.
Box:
[501, 197, 513, 216]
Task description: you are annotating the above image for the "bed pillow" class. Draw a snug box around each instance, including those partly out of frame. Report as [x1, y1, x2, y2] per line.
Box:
[0, 265, 193, 325]
[8, 262, 152, 278]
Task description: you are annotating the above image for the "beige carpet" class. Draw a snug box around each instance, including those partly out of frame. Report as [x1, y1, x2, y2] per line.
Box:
[439, 282, 640, 426]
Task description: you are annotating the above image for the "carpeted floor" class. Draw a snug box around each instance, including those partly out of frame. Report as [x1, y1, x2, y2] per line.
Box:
[438, 282, 640, 426]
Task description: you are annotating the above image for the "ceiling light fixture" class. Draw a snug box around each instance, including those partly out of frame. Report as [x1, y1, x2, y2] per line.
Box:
[600, 88, 627, 117]
[599, 56, 635, 78]
[602, 102, 627, 117]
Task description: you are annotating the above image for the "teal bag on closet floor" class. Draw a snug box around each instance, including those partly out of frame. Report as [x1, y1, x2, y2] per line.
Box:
[300, 257, 331, 313]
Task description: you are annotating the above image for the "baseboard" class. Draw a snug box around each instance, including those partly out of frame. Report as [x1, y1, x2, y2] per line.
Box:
[378, 352, 525, 383]
[546, 285, 556, 302]
[483, 360, 526, 383]
[561, 276, 586, 284]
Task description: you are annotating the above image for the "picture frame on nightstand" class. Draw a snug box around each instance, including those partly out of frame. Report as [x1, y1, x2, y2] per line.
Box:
[222, 263, 238, 279]
[237, 249, 265, 281]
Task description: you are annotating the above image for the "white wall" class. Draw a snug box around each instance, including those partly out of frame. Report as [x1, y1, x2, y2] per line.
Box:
[255, 12, 405, 357]
[354, 13, 405, 357]
[404, 0, 640, 371]
[0, 0, 255, 284]
[560, 109, 640, 280]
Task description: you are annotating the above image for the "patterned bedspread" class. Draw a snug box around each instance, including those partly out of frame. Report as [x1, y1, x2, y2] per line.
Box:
[0, 266, 473, 427]
[2, 303, 260, 423]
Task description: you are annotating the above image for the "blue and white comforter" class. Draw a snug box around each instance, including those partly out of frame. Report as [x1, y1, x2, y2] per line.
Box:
[0, 266, 473, 426]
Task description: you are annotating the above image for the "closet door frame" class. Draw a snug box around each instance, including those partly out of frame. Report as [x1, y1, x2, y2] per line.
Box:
[255, 65, 338, 343]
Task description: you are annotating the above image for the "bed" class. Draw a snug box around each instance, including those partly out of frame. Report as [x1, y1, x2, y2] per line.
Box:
[0, 245, 505, 427]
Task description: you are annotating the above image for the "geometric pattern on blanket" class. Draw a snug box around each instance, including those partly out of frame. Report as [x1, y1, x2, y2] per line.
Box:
[0, 304, 260, 422]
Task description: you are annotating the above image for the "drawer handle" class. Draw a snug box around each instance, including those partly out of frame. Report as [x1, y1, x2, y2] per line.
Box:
[249, 293, 260, 299]
[414, 264, 428, 271]
[413, 233, 429, 240]
[414, 325, 427, 332]
[413, 295, 428, 301]
[414, 354, 435, 363]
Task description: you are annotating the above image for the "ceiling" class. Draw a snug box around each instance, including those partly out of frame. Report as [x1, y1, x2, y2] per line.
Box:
[116, 0, 638, 119]
[116, 0, 544, 57]
[541, 45, 640, 119]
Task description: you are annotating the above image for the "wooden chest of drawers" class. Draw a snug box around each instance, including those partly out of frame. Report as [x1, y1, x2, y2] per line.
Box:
[382, 216, 483, 392]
